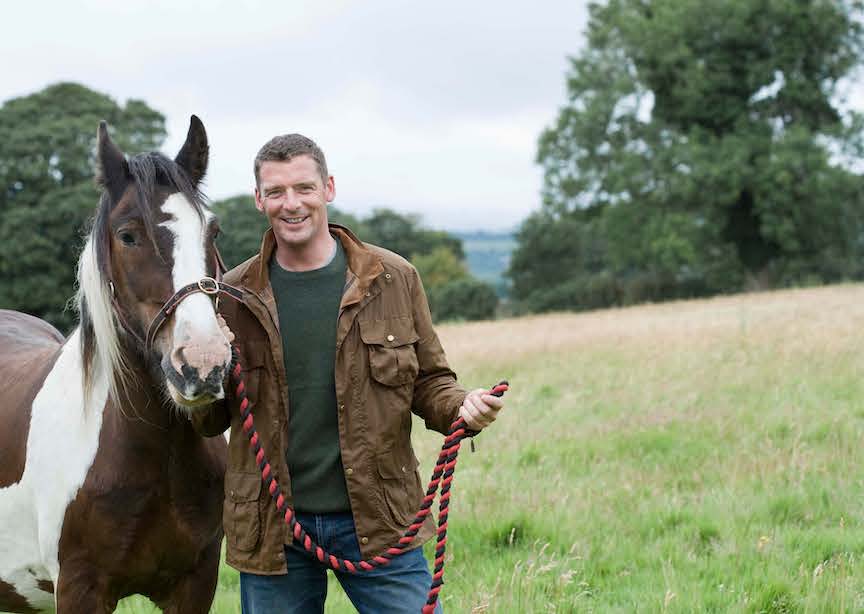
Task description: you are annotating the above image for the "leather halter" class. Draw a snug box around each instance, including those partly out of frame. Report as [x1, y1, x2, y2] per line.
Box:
[144, 275, 244, 350]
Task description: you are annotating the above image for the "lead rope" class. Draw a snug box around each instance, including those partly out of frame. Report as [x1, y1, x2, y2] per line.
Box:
[228, 347, 508, 613]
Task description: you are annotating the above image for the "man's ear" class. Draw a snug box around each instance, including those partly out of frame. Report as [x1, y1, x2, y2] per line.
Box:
[254, 187, 265, 213]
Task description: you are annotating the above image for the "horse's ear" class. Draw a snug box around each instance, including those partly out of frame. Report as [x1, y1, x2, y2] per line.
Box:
[95, 121, 129, 203]
[175, 115, 209, 186]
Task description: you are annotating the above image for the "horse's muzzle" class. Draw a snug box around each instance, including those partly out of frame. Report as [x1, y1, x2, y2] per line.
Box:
[161, 354, 226, 406]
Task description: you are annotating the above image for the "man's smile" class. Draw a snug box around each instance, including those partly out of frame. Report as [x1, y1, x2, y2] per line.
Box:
[280, 215, 309, 225]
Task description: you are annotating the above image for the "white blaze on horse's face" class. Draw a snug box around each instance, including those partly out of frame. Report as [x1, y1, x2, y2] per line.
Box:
[159, 193, 231, 407]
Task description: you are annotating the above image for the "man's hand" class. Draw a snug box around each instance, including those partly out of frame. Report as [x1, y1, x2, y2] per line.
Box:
[217, 313, 235, 344]
[458, 388, 504, 431]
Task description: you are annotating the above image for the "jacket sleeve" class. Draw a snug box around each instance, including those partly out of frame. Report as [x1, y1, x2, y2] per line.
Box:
[409, 265, 467, 434]
[189, 398, 232, 437]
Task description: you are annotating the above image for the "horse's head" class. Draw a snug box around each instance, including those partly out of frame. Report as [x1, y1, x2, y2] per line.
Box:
[78, 116, 232, 411]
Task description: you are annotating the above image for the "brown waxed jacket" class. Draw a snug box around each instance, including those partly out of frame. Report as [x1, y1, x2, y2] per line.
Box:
[191, 224, 467, 574]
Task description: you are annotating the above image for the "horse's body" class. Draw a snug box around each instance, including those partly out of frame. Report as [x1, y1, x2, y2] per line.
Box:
[0, 118, 229, 613]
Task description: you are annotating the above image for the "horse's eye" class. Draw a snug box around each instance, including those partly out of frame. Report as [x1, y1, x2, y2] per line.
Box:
[119, 231, 137, 246]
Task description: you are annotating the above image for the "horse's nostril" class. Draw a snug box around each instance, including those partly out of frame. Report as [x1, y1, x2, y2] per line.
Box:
[170, 346, 188, 374]
[190, 379, 223, 401]
[202, 365, 226, 391]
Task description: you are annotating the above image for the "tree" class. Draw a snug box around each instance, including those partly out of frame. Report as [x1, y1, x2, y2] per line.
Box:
[211, 195, 270, 269]
[361, 209, 464, 261]
[413, 246, 499, 321]
[412, 248, 500, 321]
[511, 0, 864, 312]
[0, 83, 166, 331]
[411, 246, 470, 292]
[430, 278, 499, 322]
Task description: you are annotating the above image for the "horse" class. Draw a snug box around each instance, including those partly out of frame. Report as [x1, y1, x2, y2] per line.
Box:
[0, 116, 231, 613]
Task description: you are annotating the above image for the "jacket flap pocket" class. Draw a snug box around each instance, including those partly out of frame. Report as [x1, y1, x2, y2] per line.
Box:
[359, 317, 419, 348]
[225, 471, 262, 502]
[376, 451, 420, 480]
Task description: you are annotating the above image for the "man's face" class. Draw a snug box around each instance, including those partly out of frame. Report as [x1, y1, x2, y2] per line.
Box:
[254, 155, 335, 252]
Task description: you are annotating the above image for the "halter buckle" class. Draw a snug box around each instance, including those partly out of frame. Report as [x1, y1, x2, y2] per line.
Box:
[198, 277, 219, 295]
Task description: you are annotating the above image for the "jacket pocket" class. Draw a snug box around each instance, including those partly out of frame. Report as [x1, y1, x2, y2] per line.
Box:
[377, 451, 421, 526]
[224, 471, 262, 552]
[359, 317, 420, 386]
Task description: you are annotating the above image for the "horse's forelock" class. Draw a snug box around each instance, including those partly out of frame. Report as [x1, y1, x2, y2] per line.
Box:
[127, 153, 207, 241]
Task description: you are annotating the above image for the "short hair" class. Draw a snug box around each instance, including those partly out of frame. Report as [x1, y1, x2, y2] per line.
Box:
[253, 134, 329, 187]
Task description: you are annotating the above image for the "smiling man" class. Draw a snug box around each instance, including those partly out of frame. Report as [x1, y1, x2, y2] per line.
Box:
[192, 134, 505, 613]
[255, 142, 334, 271]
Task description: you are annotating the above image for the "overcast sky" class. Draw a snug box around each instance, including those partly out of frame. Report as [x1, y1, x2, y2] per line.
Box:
[1, 1, 590, 231]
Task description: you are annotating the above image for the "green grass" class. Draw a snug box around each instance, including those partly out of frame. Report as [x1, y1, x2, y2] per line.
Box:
[118, 284, 864, 612]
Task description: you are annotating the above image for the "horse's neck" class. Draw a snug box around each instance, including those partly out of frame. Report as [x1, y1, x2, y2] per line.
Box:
[110, 361, 194, 436]
[82, 330, 195, 439]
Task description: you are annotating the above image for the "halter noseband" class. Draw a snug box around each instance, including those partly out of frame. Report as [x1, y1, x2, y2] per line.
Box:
[143, 276, 244, 350]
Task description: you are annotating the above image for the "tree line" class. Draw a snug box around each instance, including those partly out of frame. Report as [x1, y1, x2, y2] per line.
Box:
[508, 0, 864, 313]
[0, 83, 495, 332]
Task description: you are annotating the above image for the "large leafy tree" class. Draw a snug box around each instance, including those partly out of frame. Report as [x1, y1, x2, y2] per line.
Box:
[511, 0, 864, 312]
[0, 83, 166, 331]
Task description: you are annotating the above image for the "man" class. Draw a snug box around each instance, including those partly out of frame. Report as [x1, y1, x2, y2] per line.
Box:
[193, 134, 504, 613]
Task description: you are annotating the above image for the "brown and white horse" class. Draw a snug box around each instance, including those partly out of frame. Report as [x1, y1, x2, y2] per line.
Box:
[0, 117, 230, 613]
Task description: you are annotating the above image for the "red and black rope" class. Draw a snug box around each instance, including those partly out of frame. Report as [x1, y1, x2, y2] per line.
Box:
[229, 347, 508, 614]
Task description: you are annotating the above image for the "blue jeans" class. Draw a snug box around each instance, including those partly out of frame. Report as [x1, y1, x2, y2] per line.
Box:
[240, 512, 443, 613]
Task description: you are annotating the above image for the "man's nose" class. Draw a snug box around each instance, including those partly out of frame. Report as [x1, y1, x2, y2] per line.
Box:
[281, 190, 301, 209]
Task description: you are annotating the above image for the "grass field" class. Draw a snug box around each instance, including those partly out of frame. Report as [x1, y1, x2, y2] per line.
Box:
[118, 284, 864, 612]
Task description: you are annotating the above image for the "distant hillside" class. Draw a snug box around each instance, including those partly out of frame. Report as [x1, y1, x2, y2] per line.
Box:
[452, 231, 516, 297]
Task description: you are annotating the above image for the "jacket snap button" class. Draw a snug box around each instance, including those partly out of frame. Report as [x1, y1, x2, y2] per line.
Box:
[386, 334, 395, 342]
[361, 536, 369, 545]
[385, 273, 392, 280]
[401, 466, 407, 473]
[365, 291, 371, 297]
[346, 467, 354, 476]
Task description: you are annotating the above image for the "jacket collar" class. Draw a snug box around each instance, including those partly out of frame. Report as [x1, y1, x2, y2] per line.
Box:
[244, 224, 383, 294]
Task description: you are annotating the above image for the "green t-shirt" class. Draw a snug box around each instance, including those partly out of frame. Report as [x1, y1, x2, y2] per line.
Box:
[268, 239, 350, 513]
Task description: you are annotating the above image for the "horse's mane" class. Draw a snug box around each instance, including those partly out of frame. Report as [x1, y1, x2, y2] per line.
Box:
[76, 151, 207, 404]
